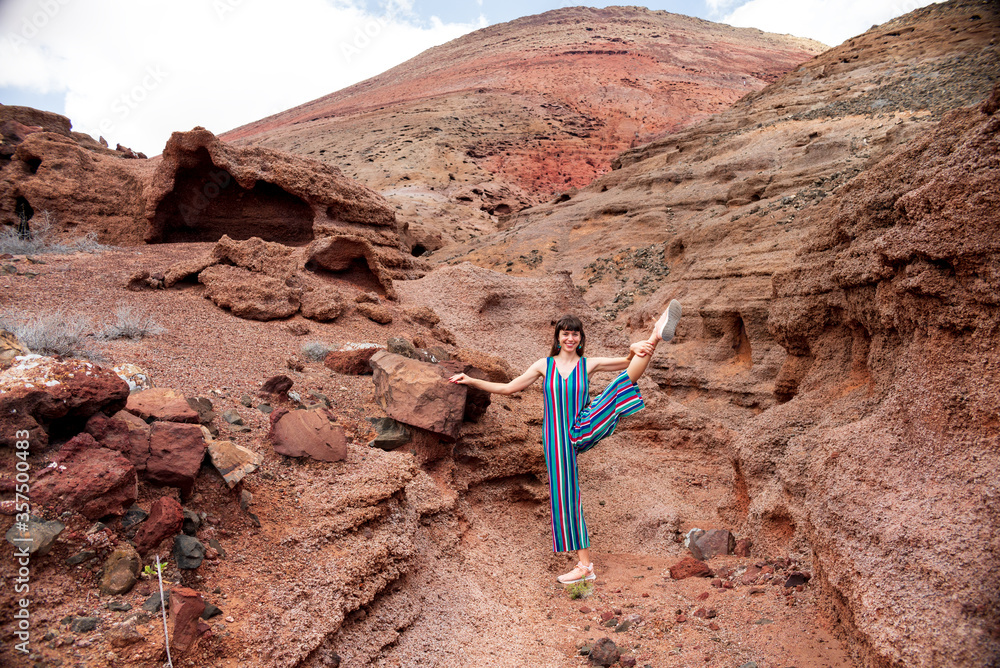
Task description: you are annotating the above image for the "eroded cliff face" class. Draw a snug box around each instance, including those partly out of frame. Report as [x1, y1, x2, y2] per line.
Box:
[738, 88, 1000, 667]
[438, 0, 1000, 664]
[221, 6, 825, 254]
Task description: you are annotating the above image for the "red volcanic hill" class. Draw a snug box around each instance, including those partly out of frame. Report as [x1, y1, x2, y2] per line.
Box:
[222, 6, 825, 252]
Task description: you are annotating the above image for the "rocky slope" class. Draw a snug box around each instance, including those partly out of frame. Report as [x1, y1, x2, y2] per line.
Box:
[439, 0, 1000, 664]
[221, 6, 825, 253]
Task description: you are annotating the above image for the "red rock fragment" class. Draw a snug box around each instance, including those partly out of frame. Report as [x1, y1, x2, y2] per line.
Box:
[133, 496, 184, 555]
[734, 538, 752, 557]
[668, 556, 714, 580]
[146, 422, 207, 496]
[269, 408, 347, 462]
[169, 587, 207, 654]
[31, 433, 137, 520]
[126, 388, 199, 423]
[324, 343, 385, 375]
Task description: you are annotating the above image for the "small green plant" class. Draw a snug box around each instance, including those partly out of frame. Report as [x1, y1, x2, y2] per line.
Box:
[143, 563, 165, 577]
[565, 580, 594, 600]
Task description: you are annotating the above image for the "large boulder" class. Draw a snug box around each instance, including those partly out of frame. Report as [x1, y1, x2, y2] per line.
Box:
[369, 351, 468, 441]
[31, 433, 137, 520]
[145, 126, 397, 244]
[145, 423, 207, 496]
[0, 112, 148, 245]
[0, 356, 130, 448]
[269, 409, 347, 462]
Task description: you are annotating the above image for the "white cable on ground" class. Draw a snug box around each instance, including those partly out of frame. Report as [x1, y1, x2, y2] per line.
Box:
[156, 555, 174, 668]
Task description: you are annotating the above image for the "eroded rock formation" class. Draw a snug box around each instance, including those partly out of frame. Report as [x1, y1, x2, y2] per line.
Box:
[145, 127, 398, 245]
[0, 119, 407, 252]
[144, 234, 426, 321]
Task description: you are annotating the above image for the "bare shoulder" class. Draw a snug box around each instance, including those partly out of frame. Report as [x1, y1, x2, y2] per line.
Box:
[527, 358, 548, 376]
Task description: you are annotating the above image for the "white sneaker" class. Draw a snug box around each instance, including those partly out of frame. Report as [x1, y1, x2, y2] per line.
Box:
[655, 299, 683, 342]
[557, 562, 596, 584]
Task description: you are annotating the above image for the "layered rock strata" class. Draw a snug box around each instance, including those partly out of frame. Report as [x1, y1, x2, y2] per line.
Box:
[222, 7, 825, 252]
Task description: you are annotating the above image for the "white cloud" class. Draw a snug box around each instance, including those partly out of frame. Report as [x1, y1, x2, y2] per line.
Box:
[721, 0, 939, 47]
[0, 0, 484, 155]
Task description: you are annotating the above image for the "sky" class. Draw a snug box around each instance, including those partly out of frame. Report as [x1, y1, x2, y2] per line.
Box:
[0, 0, 938, 156]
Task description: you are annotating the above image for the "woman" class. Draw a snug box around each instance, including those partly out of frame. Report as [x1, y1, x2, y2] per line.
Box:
[448, 300, 682, 584]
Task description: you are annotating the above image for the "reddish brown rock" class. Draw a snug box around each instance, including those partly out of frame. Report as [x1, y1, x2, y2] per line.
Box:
[31, 433, 137, 520]
[126, 388, 199, 423]
[84, 412, 131, 453]
[146, 422, 207, 496]
[169, 587, 207, 655]
[259, 375, 294, 396]
[668, 557, 714, 580]
[146, 126, 397, 244]
[112, 409, 152, 473]
[324, 343, 385, 375]
[691, 529, 735, 560]
[0, 356, 130, 448]
[199, 264, 300, 321]
[587, 637, 620, 667]
[370, 350, 468, 441]
[356, 302, 393, 324]
[299, 284, 347, 321]
[0, 106, 148, 244]
[133, 496, 184, 555]
[735, 538, 753, 558]
[154, 233, 422, 323]
[269, 409, 347, 462]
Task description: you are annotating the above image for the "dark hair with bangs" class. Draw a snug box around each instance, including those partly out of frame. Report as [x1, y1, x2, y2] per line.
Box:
[550, 314, 586, 357]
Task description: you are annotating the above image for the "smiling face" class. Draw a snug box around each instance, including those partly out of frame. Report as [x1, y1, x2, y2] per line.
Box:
[559, 328, 582, 352]
[551, 314, 586, 356]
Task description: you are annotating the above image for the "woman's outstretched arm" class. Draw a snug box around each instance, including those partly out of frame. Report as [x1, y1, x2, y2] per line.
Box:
[587, 341, 654, 374]
[448, 358, 547, 395]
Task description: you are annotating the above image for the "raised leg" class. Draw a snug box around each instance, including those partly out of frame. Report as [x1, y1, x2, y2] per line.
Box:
[626, 300, 682, 384]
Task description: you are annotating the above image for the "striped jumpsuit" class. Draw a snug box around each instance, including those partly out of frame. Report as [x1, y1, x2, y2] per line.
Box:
[543, 357, 645, 553]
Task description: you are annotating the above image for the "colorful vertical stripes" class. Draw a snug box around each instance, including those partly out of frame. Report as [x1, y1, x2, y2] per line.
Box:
[542, 357, 645, 553]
